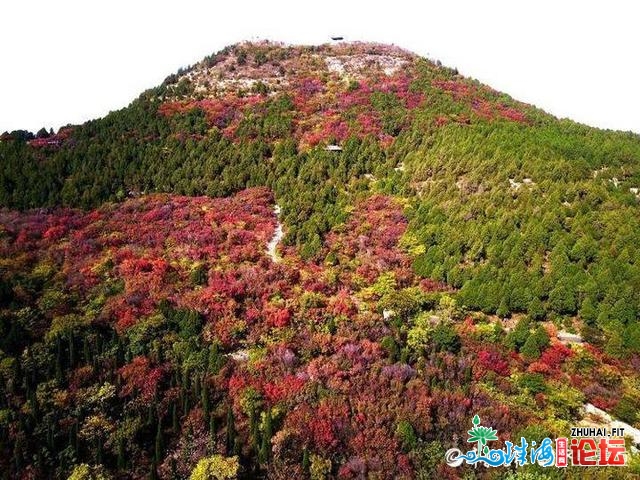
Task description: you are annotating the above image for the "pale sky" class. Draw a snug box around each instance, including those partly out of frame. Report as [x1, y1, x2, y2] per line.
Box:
[1, 0, 639, 134]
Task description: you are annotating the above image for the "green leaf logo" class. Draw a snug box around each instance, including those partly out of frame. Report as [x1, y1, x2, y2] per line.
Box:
[467, 415, 499, 456]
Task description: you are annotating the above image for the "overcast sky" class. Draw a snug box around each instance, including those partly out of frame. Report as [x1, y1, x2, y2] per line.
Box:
[1, 0, 638, 134]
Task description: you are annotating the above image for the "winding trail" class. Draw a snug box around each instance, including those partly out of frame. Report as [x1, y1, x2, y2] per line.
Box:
[266, 204, 283, 262]
[582, 403, 640, 451]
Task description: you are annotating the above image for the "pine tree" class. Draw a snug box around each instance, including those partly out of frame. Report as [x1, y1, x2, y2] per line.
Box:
[527, 297, 545, 321]
[520, 335, 540, 361]
[496, 298, 510, 318]
[532, 325, 550, 350]
[605, 330, 626, 359]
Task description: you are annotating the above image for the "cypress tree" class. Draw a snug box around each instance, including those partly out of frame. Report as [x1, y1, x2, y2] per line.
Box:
[68, 333, 75, 366]
[193, 375, 200, 400]
[170, 458, 178, 480]
[259, 409, 273, 465]
[13, 435, 23, 472]
[201, 381, 210, 421]
[83, 337, 91, 364]
[55, 337, 63, 383]
[226, 406, 236, 455]
[117, 437, 126, 470]
[155, 419, 164, 463]
[96, 436, 103, 465]
[250, 406, 259, 455]
[302, 447, 310, 471]
[149, 459, 158, 480]
[172, 402, 179, 432]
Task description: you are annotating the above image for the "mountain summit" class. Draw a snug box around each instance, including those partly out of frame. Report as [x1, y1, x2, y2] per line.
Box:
[157, 40, 531, 149]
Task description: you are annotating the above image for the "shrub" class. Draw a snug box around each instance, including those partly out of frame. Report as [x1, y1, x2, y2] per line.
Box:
[519, 373, 547, 394]
[189, 455, 239, 480]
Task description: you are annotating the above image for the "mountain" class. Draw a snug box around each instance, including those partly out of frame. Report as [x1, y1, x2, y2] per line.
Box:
[1, 41, 640, 478]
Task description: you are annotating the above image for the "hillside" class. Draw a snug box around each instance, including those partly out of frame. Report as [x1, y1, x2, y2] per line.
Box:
[1, 41, 640, 478]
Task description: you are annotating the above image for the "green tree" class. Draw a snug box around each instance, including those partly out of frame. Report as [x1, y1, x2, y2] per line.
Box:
[604, 330, 626, 358]
[548, 284, 576, 315]
[396, 420, 417, 451]
[520, 335, 540, 361]
[527, 297, 545, 321]
[432, 322, 460, 353]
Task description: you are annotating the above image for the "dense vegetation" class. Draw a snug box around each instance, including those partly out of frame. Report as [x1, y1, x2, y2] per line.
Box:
[1, 41, 640, 478]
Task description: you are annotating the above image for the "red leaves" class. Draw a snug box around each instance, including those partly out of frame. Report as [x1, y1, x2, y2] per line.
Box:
[419, 278, 450, 292]
[295, 77, 325, 101]
[324, 195, 411, 289]
[207, 271, 247, 298]
[227, 374, 248, 397]
[432, 79, 529, 124]
[432, 79, 475, 98]
[158, 66, 423, 150]
[159, 95, 267, 140]
[1, 177, 559, 476]
[43, 225, 67, 241]
[119, 257, 168, 276]
[591, 396, 618, 412]
[477, 349, 510, 377]
[308, 399, 349, 452]
[540, 343, 573, 371]
[27, 127, 73, 148]
[10, 188, 280, 334]
[328, 289, 357, 317]
[263, 374, 305, 404]
[118, 356, 164, 401]
[266, 306, 292, 328]
[496, 104, 528, 123]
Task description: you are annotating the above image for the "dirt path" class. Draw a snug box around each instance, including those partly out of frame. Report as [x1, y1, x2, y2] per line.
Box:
[267, 204, 283, 262]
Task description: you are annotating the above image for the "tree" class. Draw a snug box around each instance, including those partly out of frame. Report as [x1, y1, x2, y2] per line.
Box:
[36, 127, 50, 139]
[548, 284, 576, 315]
[396, 420, 417, 451]
[380, 336, 399, 362]
[432, 322, 460, 353]
[407, 313, 433, 354]
[415, 440, 445, 479]
[226, 406, 236, 455]
[67, 464, 110, 480]
[520, 335, 540, 361]
[613, 395, 639, 425]
[611, 298, 636, 325]
[309, 454, 331, 480]
[259, 409, 273, 465]
[624, 323, 640, 354]
[189, 455, 239, 480]
[579, 297, 598, 326]
[519, 373, 546, 394]
[605, 330, 626, 359]
[527, 297, 545, 321]
[302, 448, 310, 472]
[155, 419, 164, 464]
[496, 298, 510, 318]
[531, 325, 549, 350]
[505, 316, 530, 351]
